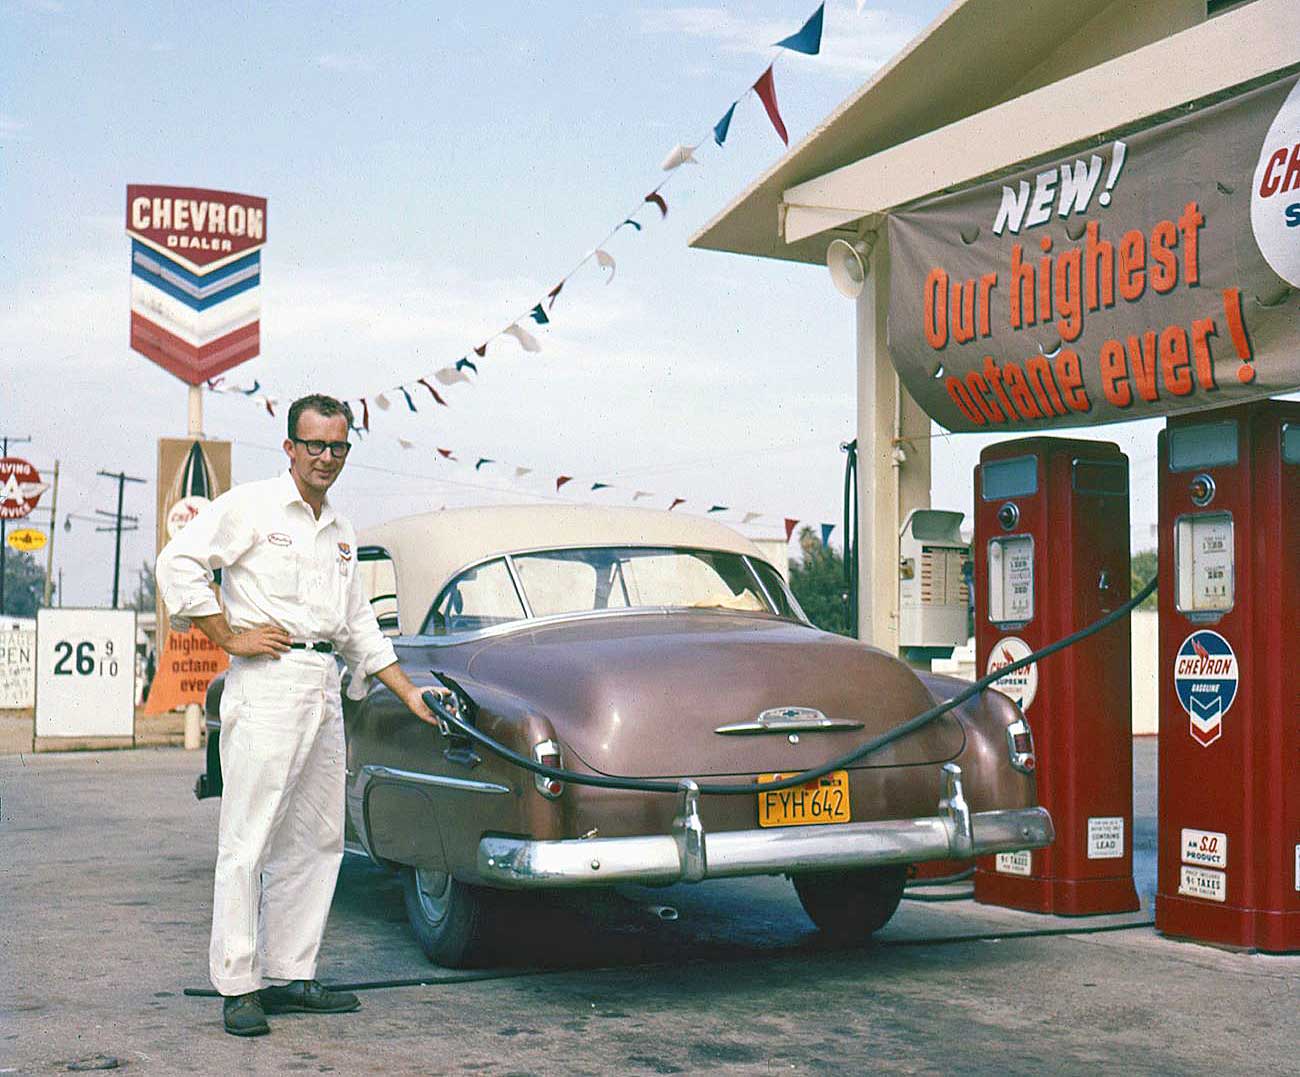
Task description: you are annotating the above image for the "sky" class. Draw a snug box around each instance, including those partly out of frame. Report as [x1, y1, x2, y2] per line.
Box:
[2, 0, 1172, 609]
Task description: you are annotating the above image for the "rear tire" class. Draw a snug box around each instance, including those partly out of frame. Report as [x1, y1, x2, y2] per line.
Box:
[792, 865, 908, 940]
[401, 866, 489, 968]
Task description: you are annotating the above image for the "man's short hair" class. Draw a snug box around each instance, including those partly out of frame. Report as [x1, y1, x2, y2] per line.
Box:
[287, 394, 354, 439]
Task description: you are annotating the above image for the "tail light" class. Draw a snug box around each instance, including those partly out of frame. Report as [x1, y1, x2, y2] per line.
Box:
[533, 739, 563, 799]
[1006, 717, 1036, 774]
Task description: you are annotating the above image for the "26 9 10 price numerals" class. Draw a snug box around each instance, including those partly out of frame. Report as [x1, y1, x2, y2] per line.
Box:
[52, 639, 119, 677]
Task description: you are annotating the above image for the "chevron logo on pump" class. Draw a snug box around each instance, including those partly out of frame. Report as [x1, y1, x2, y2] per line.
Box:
[1174, 630, 1238, 747]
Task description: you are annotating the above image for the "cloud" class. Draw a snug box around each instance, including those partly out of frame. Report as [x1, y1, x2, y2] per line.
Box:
[639, 3, 923, 78]
[316, 52, 377, 73]
[0, 115, 28, 142]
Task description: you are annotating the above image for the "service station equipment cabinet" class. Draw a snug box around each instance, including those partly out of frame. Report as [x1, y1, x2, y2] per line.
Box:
[1156, 400, 1300, 953]
[898, 508, 970, 663]
[973, 438, 1139, 915]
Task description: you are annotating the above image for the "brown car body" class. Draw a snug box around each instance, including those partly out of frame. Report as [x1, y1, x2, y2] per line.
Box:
[200, 505, 1051, 962]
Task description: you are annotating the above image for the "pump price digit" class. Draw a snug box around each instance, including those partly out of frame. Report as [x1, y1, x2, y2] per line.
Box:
[51, 639, 120, 678]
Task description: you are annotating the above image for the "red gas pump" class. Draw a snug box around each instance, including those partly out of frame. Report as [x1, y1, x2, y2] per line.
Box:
[1156, 400, 1300, 952]
[972, 438, 1140, 915]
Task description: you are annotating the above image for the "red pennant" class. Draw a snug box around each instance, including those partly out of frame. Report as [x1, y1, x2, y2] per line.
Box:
[784, 517, 798, 542]
[417, 378, 448, 406]
[753, 65, 788, 146]
[556, 475, 573, 491]
[669, 497, 686, 511]
[437, 448, 455, 460]
[547, 282, 564, 310]
[361, 398, 370, 431]
[644, 192, 668, 218]
[473, 343, 487, 357]
[264, 399, 275, 417]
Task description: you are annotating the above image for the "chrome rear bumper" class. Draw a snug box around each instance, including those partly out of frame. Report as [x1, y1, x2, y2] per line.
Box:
[478, 763, 1053, 888]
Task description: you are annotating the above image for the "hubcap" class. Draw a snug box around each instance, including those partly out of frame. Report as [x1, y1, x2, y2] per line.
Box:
[414, 867, 452, 926]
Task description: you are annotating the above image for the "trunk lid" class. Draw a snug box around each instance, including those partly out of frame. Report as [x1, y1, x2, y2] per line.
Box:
[464, 611, 963, 777]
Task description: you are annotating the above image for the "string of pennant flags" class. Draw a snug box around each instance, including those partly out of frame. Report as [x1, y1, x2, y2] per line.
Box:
[206, 3, 829, 424]
[206, 4, 841, 546]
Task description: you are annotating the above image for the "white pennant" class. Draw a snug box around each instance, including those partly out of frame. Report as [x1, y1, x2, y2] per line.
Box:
[741, 512, 761, 524]
[435, 366, 470, 386]
[374, 393, 391, 410]
[594, 248, 616, 282]
[660, 143, 699, 171]
[397, 437, 415, 449]
[514, 466, 533, 479]
[632, 490, 652, 501]
[503, 323, 542, 353]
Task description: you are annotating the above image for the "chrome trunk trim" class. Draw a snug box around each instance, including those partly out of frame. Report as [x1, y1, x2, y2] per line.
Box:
[477, 763, 1053, 888]
[714, 706, 864, 735]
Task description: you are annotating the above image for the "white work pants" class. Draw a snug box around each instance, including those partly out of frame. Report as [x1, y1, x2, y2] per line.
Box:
[209, 651, 345, 996]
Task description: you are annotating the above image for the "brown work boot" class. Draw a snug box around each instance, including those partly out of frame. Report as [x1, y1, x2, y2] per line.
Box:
[223, 991, 270, 1037]
[260, 979, 360, 1015]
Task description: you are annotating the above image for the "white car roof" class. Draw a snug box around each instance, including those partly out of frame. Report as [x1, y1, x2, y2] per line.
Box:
[359, 504, 772, 635]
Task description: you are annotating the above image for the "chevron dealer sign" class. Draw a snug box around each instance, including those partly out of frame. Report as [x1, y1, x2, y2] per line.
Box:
[126, 185, 266, 385]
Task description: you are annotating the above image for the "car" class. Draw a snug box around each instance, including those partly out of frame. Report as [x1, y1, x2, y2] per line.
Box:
[198, 504, 1052, 966]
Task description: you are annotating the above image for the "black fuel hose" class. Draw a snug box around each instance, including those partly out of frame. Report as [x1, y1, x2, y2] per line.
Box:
[424, 574, 1158, 798]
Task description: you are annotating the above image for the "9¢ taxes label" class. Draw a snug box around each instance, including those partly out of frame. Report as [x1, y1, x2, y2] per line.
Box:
[1178, 865, 1227, 902]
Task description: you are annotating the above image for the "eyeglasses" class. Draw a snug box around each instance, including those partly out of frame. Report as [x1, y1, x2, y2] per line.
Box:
[292, 438, 352, 459]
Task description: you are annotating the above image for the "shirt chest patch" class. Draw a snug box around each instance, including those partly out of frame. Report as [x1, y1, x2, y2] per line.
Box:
[267, 532, 293, 547]
[337, 542, 352, 561]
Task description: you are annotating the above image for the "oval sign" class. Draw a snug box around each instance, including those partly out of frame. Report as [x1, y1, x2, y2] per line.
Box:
[0, 458, 47, 521]
[6, 527, 47, 552]
[166, 495, 210, 538]
[1251, 77, 1300, 287]
[986, 635, 1039, 711]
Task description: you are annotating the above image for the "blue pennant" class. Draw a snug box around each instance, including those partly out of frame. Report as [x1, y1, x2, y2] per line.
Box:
[529, 303, 549, 325]
[400, 387, 417, 412]
[775, 3, 824, 55]
[455, 357, 478, 374]
[475, 458, 495, 471]
[820, 523, 835, 548]
[713, 102, 737, 147]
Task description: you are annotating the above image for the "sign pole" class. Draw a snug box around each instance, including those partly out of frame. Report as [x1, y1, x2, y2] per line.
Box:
[188, 385, 203, 438]
[43, 461, 59, 608]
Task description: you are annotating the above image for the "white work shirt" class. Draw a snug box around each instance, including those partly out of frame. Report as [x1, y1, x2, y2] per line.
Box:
[155, 471, 397, 683]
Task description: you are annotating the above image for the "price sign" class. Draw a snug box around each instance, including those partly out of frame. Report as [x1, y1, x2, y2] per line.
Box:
[35, 609, 136, 738]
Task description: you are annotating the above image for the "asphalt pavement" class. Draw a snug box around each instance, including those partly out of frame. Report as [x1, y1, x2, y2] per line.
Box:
[2, 740, 1296, 1076]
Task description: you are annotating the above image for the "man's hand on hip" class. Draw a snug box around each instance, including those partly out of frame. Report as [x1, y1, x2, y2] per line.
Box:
[225, 624, 292, 658]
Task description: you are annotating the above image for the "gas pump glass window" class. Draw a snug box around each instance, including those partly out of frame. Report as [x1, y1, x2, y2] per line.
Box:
[981, 455, 1037, 500]
[512, 547, 774, 618]
[1282, 423, 1300, 465]
[1168, 420, 1237, 471]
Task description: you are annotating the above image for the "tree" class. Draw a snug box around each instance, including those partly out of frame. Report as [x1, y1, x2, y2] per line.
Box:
[0, 549, 51, 618]
[1131, 549, 1159, 610]
[788, 526, 853, 637]
[130, 560, 157, 612]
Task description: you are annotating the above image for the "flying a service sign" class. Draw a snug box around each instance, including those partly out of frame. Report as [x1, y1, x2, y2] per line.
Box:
[0, 458, 48, 520]
[887, 73, 1300, 433]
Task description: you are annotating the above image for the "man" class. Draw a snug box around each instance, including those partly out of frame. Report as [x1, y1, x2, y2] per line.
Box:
[156, 394, 446, 1037]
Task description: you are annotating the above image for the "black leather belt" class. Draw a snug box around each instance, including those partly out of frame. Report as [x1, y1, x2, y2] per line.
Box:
[289, 641, 335, 653]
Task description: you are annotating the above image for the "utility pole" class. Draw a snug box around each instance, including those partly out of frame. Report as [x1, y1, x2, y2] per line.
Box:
[97, 470, 146, 609]
[0, 434, 34, 618]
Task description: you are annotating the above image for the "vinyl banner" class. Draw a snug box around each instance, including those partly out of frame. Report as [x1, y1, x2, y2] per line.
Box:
[145, 438, 231, 714]
[887, 73, 1300, 433]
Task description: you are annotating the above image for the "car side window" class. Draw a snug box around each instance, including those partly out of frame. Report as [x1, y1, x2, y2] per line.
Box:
[423, 558, 526, 635]
[749, 558, 798, 620]
[357, 545, 400, 636]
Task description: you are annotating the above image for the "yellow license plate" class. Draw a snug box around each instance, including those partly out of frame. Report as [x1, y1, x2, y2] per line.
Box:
[757, 770, 851, 828]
